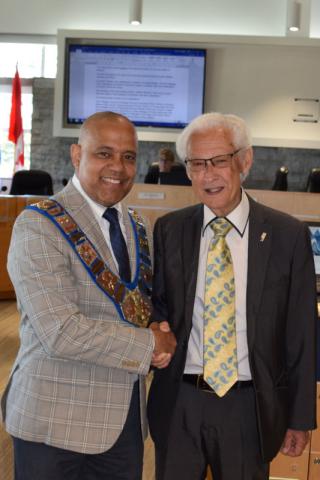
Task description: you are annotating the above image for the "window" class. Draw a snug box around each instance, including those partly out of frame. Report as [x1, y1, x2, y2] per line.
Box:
[0, 43, 57, 78]
[0, 42, 57, 179]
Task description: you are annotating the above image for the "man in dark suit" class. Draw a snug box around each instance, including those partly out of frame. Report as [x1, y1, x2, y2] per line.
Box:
[144, 148, 175, 184]
[144, 148, 191, 185]
[148, 112, 318, 480]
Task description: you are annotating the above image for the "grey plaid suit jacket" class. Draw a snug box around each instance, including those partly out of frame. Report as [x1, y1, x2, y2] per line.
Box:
[2, 182, 154, 454]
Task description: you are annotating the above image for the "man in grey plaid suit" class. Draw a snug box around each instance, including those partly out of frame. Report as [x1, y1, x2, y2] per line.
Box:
[2, 111, 176, 480]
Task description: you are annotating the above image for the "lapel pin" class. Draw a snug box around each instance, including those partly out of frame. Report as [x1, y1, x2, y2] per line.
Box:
[260, 232, 267, 242]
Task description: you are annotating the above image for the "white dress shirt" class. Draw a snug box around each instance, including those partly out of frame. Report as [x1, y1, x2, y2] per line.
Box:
[184, 191, 252, 380]
[72, 174, 128, 275]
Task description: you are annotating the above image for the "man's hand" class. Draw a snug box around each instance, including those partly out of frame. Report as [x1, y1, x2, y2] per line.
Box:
[280, 429, 310, 457]
[149, 321, 176, 369]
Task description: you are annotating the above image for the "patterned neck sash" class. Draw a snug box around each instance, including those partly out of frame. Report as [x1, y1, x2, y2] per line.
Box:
[27, 199, 152, 328]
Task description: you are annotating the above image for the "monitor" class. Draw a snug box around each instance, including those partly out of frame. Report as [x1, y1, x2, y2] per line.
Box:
[61, 40, 206, 130]
[308, 222, 320, 292]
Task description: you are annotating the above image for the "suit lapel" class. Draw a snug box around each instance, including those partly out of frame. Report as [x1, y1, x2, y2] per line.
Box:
[182, 205, 203, 336]
[246, 197, 272, 349]
[122, 206, 137, 280]
[55, 182, 118, 273]
[181, 197, 272, 352]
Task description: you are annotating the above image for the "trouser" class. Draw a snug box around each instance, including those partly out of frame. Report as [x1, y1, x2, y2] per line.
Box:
[155, 380, 269, 480]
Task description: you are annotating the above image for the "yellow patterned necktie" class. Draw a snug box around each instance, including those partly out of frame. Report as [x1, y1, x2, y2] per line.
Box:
[203, 217, 238, 397]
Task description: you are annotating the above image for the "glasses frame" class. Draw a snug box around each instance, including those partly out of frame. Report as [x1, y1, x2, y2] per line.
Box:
[185, 148, 245, 172]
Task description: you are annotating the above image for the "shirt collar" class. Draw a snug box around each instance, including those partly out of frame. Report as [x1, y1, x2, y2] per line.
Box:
[72, 174, 123, 219]
[202, 189, 249, 238]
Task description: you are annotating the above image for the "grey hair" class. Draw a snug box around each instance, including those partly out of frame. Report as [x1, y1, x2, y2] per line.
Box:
[176, 112, 252, 161]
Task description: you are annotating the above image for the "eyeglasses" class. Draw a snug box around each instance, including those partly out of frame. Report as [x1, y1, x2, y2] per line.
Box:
[185, 148, 245, 173]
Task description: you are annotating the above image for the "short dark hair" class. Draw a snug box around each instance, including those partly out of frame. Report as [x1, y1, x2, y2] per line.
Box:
[159, 148, 175, 162]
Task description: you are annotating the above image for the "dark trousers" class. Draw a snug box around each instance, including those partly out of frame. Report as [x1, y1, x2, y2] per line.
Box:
[155, 382, 269, 480]
[13, 381, 143, 480]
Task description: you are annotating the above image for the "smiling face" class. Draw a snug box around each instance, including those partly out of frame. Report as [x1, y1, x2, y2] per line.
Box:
[187, 127, 252, 216]
[71, 115, 137, 207]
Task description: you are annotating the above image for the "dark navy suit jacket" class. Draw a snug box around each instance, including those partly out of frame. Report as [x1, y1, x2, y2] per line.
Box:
[148, 196, 317, 462]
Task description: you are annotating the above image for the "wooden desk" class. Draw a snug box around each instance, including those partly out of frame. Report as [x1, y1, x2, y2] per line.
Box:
[1, 187, 320, 299]
[0, 195, 45, 299]
[125, 185, 320, 226]
[0, 197, 16, 299]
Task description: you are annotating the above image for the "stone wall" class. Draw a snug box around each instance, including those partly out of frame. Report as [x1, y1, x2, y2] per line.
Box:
[31, 78, 320, 194]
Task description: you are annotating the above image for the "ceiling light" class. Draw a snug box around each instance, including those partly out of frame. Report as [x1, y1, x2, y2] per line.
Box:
[129, 0, 142, 25]
[288, 1, 301, 32]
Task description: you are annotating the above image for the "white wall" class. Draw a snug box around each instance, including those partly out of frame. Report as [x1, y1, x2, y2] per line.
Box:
[0, 0, 287, 37]
[206, 44, 320, 148]
[2, 0, 320, 148]
[53, 29, 320, 148]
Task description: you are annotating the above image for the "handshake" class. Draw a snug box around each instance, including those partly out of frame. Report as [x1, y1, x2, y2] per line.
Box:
[149, 321, 177, 369]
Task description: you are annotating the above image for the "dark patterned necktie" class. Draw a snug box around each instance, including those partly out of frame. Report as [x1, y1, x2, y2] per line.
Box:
[102, 207, 131, 283]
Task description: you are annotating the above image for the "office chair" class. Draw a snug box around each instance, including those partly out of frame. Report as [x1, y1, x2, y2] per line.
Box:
[272, 166, 289, 191]
[10, 169, 54, 195]
[305, 168, 320, 193]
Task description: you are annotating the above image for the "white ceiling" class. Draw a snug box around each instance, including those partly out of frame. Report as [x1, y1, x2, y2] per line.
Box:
[0, 0, 319, 43]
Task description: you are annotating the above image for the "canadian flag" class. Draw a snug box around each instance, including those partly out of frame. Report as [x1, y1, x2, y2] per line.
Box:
[8, 67, 24, 172]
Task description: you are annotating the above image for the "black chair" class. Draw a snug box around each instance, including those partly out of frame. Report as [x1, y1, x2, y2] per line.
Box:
[272, 166, 289, 191]
[10, 169, 54, 195]
[306, 168, 320, 193]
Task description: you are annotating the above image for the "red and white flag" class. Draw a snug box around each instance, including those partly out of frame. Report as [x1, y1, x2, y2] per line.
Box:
[8, 67, 24, 172]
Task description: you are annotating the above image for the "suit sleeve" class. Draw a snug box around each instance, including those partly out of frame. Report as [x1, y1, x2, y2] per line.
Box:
[150, 217, 169, 324]
[286, 222, 318, 430]
[7, 209, 155, 376]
